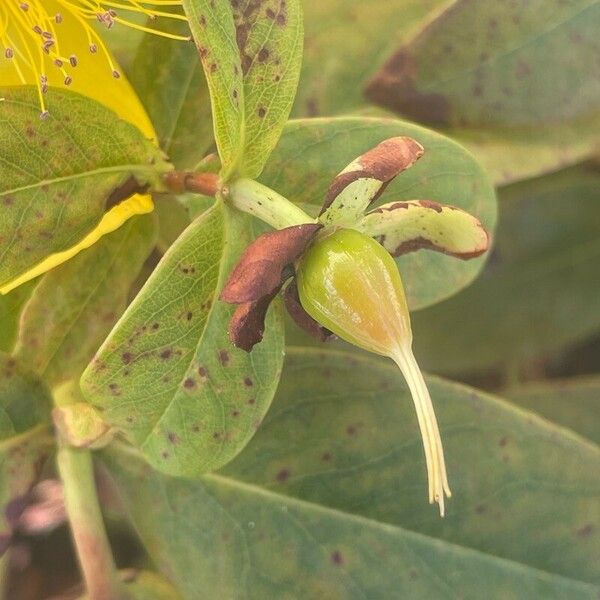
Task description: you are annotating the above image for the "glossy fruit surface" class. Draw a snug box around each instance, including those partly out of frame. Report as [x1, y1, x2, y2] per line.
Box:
[297, 228, 412, 357]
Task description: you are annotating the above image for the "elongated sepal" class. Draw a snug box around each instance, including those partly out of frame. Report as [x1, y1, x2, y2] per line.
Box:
[358, 199, 489, 259]
[319, 137, 424, 226]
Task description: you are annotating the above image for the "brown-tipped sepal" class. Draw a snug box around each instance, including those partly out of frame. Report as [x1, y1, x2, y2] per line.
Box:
[220, 223, 321, 304]
[358, 199, 489, 259]
[283, 281, 335, 342]
[221, 223, 321, 351]
[319, 137, 424, 225]
[228, 290, 280, 352]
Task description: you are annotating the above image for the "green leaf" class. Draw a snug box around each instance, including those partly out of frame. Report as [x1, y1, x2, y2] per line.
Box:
[0, 282, 35, 353]
[182, 0, 303, 179]
[13, 216, 156, 387]
[103, 348, 599, 597]
[365, 0, 600, 129]
[130, 19, 214, 169]
[507, 376, 600, 445]
[261, 117, 497, 309]
[293, 0, 447, 118]
[220, 348, 600, 586]
[450, 122, 600, 187]
[0, 87, 169, 290]
[412, 165, 600, 375]
[0, 353, 52, 551]
[80, 202, 284, 476]
[293, 1, 600, 185]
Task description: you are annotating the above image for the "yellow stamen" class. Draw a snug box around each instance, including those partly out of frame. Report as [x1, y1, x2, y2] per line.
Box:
[0, 0, 177, 293]
[0, 0, 188, 115]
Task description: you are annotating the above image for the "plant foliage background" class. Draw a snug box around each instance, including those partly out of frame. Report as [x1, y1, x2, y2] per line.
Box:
[1, 0, 599, 598]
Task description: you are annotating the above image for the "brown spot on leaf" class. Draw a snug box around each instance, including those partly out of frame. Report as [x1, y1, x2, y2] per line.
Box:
[218, 350, 230, 366]
[159, 349, 172, 360]
[257, 106, 267, 118]
[346, 424, 358, 436]
[365, 50, 451, 125]
[576, 524, 593, 538]
[257, 47, 269, 62]
[122, 352, 133, 365]
[330, 551, 344, 566]
[276, 469, 290, 482]
[167, 432, 179, 444]
[243, 377, 253, 387]
[499, 436, 508, 447]
[183, 378, 196, 389]
[418, 199, 443, 213]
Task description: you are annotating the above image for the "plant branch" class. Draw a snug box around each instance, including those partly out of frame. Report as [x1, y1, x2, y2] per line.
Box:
[163, 170, 220, 197]
[225, 178, 316, 229]
[57, 444, 124, 600]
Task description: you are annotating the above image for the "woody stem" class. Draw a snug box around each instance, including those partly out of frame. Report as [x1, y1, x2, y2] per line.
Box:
[162, 171, 221, 197]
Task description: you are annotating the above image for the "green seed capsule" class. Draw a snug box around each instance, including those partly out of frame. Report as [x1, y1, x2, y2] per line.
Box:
[297, 228, 451, 515]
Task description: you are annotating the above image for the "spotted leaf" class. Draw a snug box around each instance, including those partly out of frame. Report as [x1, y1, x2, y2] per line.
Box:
[102, 347, 600, 597]
[182, 0, 303, 179]
[80, 202, 284, 477]
[0, 87, 169, 294]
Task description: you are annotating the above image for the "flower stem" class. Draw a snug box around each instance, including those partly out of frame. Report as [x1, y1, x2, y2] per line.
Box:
[57, 444, 124, 599]
[226, 178, 316, 229]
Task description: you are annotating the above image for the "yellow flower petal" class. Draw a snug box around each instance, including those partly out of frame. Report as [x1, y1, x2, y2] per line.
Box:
[0, 0, 159, 294]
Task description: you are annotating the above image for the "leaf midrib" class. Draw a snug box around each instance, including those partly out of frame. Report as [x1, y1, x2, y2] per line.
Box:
[139, 201, 231, 461]
[1, 164, 160, 197]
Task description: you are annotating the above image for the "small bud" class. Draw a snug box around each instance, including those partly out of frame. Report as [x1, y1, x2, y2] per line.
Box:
[296, 228, 451, 515]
